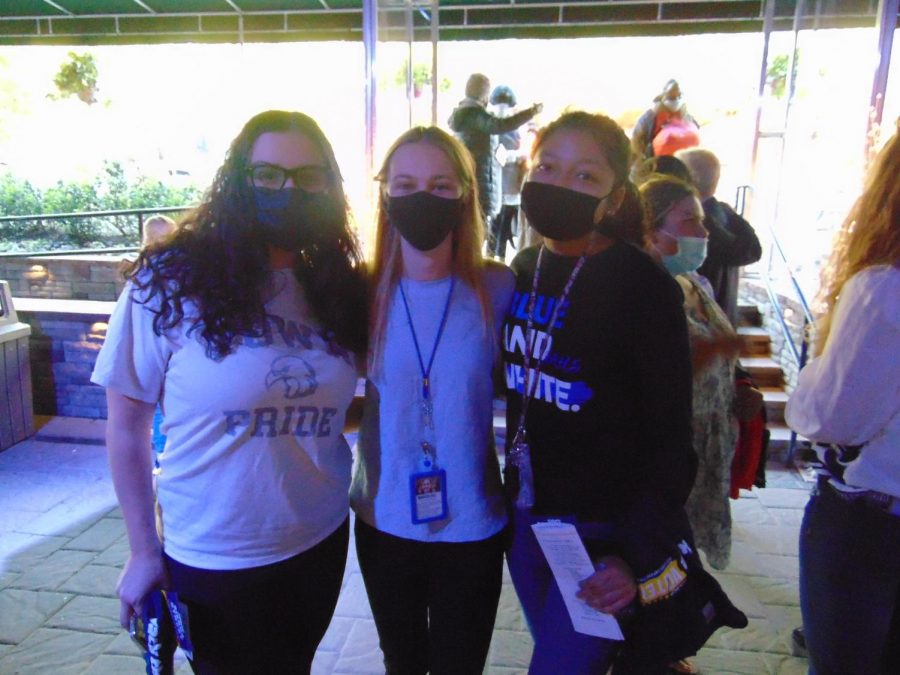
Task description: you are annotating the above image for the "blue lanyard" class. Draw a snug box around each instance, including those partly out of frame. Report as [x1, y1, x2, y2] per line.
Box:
[398, 276, 456, 413]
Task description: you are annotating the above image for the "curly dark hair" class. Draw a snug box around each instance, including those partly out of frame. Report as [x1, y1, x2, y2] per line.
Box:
[125, 110, 368, 359]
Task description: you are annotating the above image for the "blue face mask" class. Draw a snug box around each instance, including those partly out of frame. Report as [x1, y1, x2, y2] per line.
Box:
[252, 187, 343, 251]
[659, 234, 708, 276]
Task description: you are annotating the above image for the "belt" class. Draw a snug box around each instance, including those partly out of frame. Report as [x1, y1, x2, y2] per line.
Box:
[820, 475, 900, 518]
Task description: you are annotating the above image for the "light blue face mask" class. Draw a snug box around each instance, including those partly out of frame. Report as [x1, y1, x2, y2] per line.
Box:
[659, 234, 708, 276]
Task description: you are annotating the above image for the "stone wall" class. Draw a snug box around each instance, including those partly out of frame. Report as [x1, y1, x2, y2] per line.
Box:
[14, 298, 113, 419]
[739, 279, 810, 393]
[0, 255, 128, 302]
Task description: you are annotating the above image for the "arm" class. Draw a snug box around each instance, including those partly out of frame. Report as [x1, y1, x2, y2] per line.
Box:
[705, 202, 762, 267]
[785, 268, 900, 446]
[106, 389, 168, 628]
[468, 104, 541, 135]
[631, 109, 656, 160]
[609, 269, 696, 593]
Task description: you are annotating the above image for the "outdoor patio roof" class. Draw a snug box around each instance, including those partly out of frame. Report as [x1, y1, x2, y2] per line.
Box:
[0, 0, 896, 45]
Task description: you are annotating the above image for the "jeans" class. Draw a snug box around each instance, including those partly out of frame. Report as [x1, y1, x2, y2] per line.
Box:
[799, 482, 900, 675]
[506, 508, 624, 675]
[354, 518, 504, 675]
[165, 519, 349, 675]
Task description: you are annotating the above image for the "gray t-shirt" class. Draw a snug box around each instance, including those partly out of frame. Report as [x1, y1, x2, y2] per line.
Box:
[350, 263, 514, 542]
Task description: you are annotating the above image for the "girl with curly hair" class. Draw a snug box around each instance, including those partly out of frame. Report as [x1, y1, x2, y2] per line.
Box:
[92, 110, 367, 673]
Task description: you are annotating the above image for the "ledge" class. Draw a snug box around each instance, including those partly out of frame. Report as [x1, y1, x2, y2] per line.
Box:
[13, 296, 115, 320]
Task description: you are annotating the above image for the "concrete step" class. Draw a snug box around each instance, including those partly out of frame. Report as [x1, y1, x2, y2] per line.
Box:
[767, 423, 796, 464]
[737, 303, 762, 328]
[738, 326, 771, 357]
[760, 387, 789, 424]
[739, 356, 785, 388]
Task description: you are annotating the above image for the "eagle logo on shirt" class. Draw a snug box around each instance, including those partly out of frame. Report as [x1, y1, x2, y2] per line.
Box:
[265, 355, 318, 399]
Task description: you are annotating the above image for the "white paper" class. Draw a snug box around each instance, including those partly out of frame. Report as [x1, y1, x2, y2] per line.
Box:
[531, 520, 624, 640]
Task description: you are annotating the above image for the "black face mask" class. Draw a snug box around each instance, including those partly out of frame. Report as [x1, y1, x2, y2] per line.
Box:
[386, 191, 463, 252]
[521, 181, 613, 242]
[253, 187, 343, 251]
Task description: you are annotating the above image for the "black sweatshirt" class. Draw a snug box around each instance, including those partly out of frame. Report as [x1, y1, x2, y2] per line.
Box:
[502, 241, 696, 528]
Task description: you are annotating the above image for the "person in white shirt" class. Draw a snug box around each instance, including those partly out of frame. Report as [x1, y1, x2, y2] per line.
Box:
[92, 110, 368, 673]
[785, 128, 900, 675]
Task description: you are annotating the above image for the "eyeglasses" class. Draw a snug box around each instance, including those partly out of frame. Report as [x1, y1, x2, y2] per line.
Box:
[247, 163, 332, 191]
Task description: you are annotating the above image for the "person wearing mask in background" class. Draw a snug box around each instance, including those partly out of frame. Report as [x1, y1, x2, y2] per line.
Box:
[489, 84, 530, 261]
[631, 79, 700, 168]
[785, 129, 900, 675]
[641, 175, 746, 573]
[351, 126, 514, 675]
[448, 73, 542, 248]
[92, 110, 368, 673]
[676, 147, 761, 326]
[502, 110, 696, 674]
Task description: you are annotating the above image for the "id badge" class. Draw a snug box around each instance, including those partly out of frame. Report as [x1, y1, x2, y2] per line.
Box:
[409, 469, 448, 524]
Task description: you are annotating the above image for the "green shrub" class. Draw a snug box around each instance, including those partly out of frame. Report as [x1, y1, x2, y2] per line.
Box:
[0, 164, 200, 252]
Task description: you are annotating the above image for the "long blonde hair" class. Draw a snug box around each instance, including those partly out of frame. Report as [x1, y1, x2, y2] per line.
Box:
[369, 126, 491, 371]
[815, 129, 900, 355]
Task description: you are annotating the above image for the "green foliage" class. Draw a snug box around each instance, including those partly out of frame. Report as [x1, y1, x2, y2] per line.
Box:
[767, 51, 800, 100]
[393, 59, 452, 94]
[51, 52, 99, 104]
[0, 162, 200, 252]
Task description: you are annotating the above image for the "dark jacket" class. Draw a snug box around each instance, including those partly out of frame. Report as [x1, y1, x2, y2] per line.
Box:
[448, 99, 538, 219]
[697, 198, 762, 326]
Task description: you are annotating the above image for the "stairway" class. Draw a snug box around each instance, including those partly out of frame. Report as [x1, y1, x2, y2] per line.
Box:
[736, 304, 796, 461]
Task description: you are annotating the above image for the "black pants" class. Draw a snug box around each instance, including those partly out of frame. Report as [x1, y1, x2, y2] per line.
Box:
[489, 205, 518, 259]
[165, 518, 349, 675]
[355, 518, 504, 675]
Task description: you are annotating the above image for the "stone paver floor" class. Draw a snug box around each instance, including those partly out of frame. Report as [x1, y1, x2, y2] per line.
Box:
[1, 417, 811, 674]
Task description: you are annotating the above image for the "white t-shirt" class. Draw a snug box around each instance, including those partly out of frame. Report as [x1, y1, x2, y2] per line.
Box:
[92, 269, 358, 570]
[350, 263, 514, 542]
[785, 265, 900, 497]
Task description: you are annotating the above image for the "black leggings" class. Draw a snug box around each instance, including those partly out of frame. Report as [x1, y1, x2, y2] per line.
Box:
[355, 518, 504, 675]
[165, 518, 349, 675]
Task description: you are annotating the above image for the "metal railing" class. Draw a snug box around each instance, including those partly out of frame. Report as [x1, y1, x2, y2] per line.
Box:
[0, 205, 191, 258]
[736, 184, 815, 463]
[763, 227, 816, 464]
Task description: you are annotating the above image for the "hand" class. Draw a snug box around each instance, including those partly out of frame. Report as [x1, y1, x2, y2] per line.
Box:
[117, 549, 169, 628]
[734, 382, 764, 422]
[576, 555, 637, 614]
[532, 102, 543, 114]
[693, 333, 742, 372]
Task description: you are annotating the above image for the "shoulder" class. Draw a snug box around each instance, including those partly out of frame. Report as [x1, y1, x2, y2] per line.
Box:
[481, 260, 516, 316]
[635, 108, 656, 128]
[846, 265, 900, 324]
[608, 242, 684, 306]
[510, 246, 540, 277]
[482, 259, 515, 292]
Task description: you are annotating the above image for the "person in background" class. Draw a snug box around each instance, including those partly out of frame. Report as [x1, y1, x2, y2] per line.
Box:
[351, 126, 514, 675]
[141, 214, 177, 249]
[631, 154, 694, 187]
[502, 110, 696, 674]
[448, 73, 542, 242]
[631, 79, 700, 167]
[676, 147, 761, 326]
[489, 84, 530, 261]
[785, 129, 900, 675]
[641, 175, 744, 572]
[92, 110, 368, 673]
